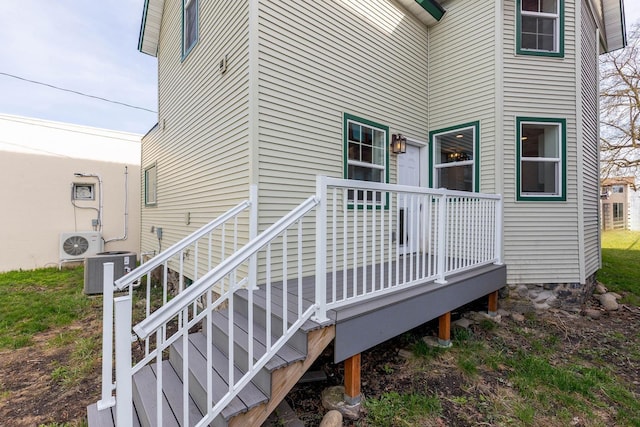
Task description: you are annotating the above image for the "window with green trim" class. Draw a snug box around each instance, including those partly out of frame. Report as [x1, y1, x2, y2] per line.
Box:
[182, 0, 198, 58]
[145, 163, 157, 205]
[344, 113, 389, 204]
[430, 122, 479, 192]
[516, 117, 566, 201]
[517, 0, 564, 57]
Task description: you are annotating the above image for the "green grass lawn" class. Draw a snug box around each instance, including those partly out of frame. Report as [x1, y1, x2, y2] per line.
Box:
[598, 230, 640, 305]
[0, 267, 94, 349]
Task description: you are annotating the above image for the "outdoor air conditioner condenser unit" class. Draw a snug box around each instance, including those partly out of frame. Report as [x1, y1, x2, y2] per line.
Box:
[59, 232, 103, 261]
[84, 251, 137, 294]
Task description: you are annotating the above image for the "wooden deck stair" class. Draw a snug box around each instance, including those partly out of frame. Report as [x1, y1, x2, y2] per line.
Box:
[87, 287, 336, 427]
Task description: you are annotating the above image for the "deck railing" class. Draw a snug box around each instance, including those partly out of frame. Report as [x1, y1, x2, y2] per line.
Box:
[110, 194, 321, 426]
[97, 188, 256, 412]
[314, 176, 503, 319]
[98, 177, 502, 425]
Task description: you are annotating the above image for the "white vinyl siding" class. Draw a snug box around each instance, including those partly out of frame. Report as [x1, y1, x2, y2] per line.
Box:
[580, 0, 601, 277]
[503, 0, 580, 284]
[256, 0, 428, 228]
[141, 0, 251, 274]
[428, 1, 496, 193]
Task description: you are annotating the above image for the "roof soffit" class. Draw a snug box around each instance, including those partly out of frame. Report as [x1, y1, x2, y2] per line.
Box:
[138, 0, 165, 57]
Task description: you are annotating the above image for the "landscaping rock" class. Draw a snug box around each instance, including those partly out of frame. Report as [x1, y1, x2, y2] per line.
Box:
[321, 386, 361, 420]
[452, 318, 472, 329]
[595, 283, 607, 294]
[533, 302, 550, 310]
[511, 313, 525, 322]
[546, 295, 561, 308]
[598, 293, 619, 311]
[319, 410, 343, 427]
[609, 292, 622, 300]
[516, 285, 529, 298]
[583, 308, 602, 320]
[535, 290, 554, 303]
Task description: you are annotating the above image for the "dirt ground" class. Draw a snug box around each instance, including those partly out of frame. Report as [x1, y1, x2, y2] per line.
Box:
[0, 294, 638, 426]
[0, 310, 102, 427]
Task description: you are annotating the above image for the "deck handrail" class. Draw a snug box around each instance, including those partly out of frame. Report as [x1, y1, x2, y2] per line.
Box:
[113, 199, 251, 290]
[113, 194, 321, 426]
[133, 195, 320, 339]
[323, 176, 502, 200]
[98, 192, 254, 412]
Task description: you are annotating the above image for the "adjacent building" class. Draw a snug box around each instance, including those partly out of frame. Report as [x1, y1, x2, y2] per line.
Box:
[0, 114, 142, 272]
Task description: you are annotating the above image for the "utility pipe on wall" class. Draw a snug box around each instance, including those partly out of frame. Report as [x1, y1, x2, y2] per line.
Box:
[105, 166, 129, 244]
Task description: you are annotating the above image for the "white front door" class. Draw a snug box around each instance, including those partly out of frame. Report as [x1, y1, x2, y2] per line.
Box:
[398, 143, 422, 253]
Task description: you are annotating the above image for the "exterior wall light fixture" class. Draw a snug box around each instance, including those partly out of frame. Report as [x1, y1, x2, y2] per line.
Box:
[391, 134, 406, 154]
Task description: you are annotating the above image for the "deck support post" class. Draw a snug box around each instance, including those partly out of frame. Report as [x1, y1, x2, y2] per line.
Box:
[438, 312, 451, 347]
[488, 290, 499, 317]
[344, 353, 362, 405]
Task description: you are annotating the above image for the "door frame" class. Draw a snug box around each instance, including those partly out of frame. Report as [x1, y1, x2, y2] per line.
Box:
[397, 138, 428, 253]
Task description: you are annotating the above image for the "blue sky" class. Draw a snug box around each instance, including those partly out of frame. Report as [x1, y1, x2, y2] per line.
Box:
[0, 1, 637, 135]
[0, 0, 157, 134]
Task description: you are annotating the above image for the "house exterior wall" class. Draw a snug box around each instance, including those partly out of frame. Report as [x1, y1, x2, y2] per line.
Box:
[141, 0, 252, 260]
[630, 188, 640, 231]
[139, 0, 614, 295]
[580, 0, 602, 278]
[428, 1, 497, 194]
[0, 115, 141, 272]
[255, 0, 429, 224]
[502, 0, 582, 284]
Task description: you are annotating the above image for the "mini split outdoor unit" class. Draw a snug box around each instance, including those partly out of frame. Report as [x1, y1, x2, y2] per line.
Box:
[59, 232, 104, 261]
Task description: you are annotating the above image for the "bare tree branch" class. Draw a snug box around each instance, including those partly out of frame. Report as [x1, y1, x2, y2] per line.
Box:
[600, 25, 640, 181]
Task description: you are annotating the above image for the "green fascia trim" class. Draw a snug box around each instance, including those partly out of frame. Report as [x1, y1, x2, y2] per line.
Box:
[137, 0, 150, 53]
[343, 113, 390, 209]
[181, 0, 199, 61]
[515, 0, 565, 58]
[415, 0, 445, 21]
[515, 117, 567, 202]
[428, 121, 480, 193]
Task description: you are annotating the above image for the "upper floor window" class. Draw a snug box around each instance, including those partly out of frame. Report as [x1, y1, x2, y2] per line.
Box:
[612, 185, 625, 193]
[517, 0, 564, 57]
[429, 122, 479, 192]
[344, 113, 389, 205]
[516, 117, 566, 201]
[182, 0, 198, 58]
[145, 163, 157, 206]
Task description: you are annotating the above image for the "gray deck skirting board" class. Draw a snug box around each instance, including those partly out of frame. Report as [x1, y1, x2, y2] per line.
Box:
[332, 263, 507, 362]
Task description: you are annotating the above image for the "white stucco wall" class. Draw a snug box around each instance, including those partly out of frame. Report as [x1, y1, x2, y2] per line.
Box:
[0, 114, 142, 272]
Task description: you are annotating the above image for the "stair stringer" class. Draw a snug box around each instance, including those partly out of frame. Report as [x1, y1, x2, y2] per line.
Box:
[228, 325, 336, 427]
